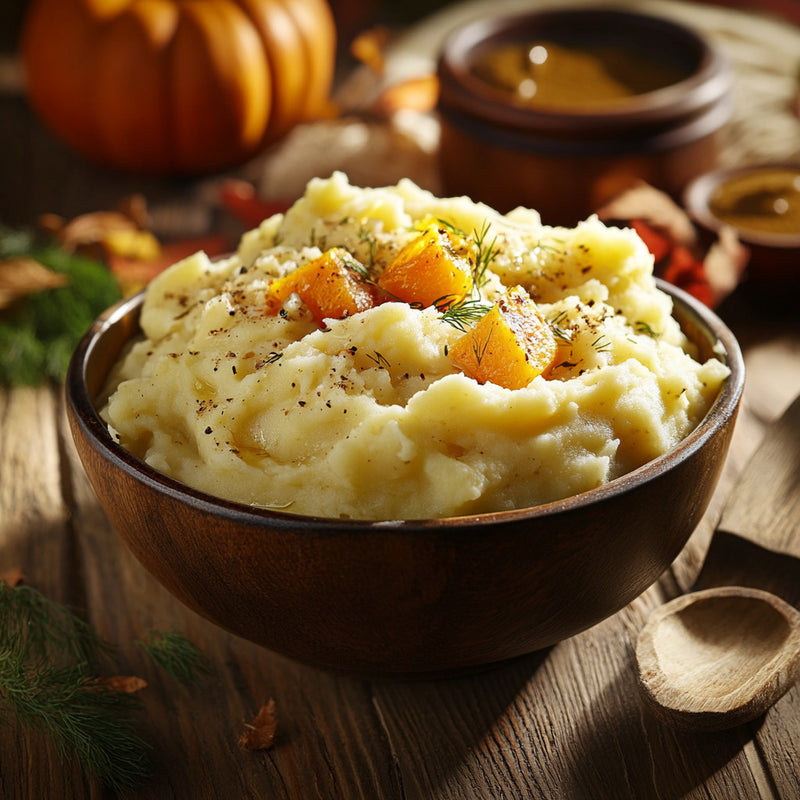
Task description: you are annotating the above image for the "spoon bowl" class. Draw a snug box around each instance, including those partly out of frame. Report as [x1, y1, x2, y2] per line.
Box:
[637, 586, 800, 731]
[635, 393, 800, 730]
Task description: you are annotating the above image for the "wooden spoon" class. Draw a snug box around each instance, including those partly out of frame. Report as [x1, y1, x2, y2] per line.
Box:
[636, 394, 800, 731]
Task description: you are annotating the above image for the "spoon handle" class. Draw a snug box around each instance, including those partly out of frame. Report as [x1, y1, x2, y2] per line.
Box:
[696, 393, 800, 604]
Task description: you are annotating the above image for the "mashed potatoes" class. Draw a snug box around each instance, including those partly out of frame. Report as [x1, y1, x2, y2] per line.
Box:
[101, 172, 729, 520]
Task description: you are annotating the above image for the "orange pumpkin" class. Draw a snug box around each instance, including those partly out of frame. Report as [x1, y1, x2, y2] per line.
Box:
[20, 0, 337, 174]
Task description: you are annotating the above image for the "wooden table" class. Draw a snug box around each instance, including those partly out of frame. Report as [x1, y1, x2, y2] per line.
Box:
[2, 279, 800, 799]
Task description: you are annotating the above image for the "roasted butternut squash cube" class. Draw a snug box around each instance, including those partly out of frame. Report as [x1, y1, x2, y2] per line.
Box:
[265, 248, 377, 324]
[378, 225, 472, 310]
[450, 286, 556, 389]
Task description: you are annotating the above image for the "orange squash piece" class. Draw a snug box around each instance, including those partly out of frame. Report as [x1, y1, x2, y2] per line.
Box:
[449, 286, 557, 389]
[265, 248, 377, 324]
[377, 225, 473, 310]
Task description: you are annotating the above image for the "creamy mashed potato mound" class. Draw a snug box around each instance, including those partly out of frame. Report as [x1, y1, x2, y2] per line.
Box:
[101, 172, 729, 520]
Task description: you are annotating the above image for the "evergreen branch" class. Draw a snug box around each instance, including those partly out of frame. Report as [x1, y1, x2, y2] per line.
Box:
[1, 656, 151, 790]
[0, 583, 109, 669]
[0, 582, 151, 789]
[136, 630, 214, 688]
[0, 227, 121, 386]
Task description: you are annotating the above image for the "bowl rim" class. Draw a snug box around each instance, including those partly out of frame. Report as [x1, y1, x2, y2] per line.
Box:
[683, 162, 800, 248]
[436, 6, 731, 131]
[66, 279, 744, 533]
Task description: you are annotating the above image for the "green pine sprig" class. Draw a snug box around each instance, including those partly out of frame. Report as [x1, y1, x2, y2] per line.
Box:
[1, 581, 215, 790]
[135, 630, 215, 688]
[0, 226, 121, 386]
[0, 582, 151, 789]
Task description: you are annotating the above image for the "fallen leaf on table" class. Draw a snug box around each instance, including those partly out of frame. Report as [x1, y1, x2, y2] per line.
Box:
[350, 25, 390, 75]
[372, 74, 440, 116]
[102, 675, 148, 693]
[239, 699, 278, 751]
[0, 257, 68, 310]
[39, 194, 161, 267]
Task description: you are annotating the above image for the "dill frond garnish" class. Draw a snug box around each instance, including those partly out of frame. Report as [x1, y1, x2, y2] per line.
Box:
[342, 251, 374, 283]
[135, 630, 214, 688]
[471, 324, 495, 366]
[356, 225, 378, 267]
[435, 218, 467, 238]
[547, 310, 574, 343]
[535, 238, 564, 254]
[365, 351, 391, 370]
[592, 335, 613, 353]
[471, 220, 499, 289]
[440, 298, 492, 331]
[635, 320, 658, 338]
[0, 582, 151, 790]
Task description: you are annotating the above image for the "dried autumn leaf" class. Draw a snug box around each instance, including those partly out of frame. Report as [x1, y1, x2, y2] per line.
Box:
[350, 25, 390, 75]
[102, 228, 161, 263]
[0, 567, 25, 586]
[42, 195, 159, 263]
[53, 211, 140, 253]
[0, 257, 68, 310]
[372, 75, 440, 116]
[103, 675, 148, 693]
[239, 699, 278, 751]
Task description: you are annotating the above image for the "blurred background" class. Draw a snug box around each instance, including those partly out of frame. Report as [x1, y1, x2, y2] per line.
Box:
[1, 0, 799, 261]
[0, 0, 453, 231]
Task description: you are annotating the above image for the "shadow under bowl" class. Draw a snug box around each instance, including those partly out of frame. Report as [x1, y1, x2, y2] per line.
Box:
[65, 281, 744, 678]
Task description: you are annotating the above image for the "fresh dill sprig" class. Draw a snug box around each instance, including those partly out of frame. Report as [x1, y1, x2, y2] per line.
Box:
[471, 323, 495, 366]
[635, 320, 658, 338]
[0, 584, 109, 668]
[364, 351, 391, 370]
[535, 238, 564, 254]
[440, 298, 492, 331]
[547, 310, 574, 344]
[592, 335, 613, 353]
[471, 220, 499, 289]
[356, 225, 378, 267]
[435, 218, 467, 238]
[2, 658, 152, 791]
[340, 250, 371, 280]
[0, 582, 151, 790]
[135, 630, 214, 688]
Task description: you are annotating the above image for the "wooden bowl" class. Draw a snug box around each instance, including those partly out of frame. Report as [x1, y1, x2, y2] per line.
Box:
[436, 7, 732, 226]
[65, 281, 744, 677]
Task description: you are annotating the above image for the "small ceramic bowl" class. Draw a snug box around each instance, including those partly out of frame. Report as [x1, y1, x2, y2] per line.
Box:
[436, 7, 732, 226]
[66, 281, 743, 677]
[684, 163, 800, 285]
